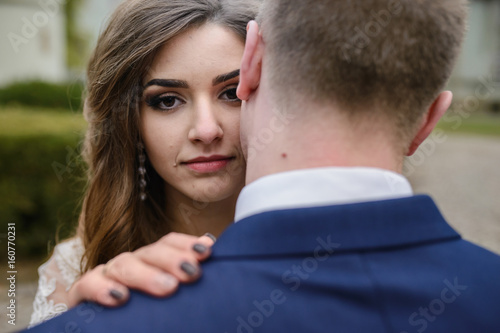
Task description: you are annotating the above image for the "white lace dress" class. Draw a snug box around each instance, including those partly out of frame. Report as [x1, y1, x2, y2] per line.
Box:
[29, 237, 85, 327]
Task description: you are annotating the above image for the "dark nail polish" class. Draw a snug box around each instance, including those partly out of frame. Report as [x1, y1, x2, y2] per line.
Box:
[193, 243, 207, 254]
[180, 262, 198, 276]
[204, 233, 217, 243]
[109, 289, 123, 300]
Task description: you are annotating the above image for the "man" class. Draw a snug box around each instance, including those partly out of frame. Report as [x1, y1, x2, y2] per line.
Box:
[26, 0, 500, 332]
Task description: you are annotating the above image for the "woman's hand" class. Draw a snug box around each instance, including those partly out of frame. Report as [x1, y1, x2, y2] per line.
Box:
[67, 232, 215, 308]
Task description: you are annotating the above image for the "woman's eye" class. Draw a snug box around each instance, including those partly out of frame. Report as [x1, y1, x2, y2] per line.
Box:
[147, 95, 184, 111]
[159, 96, 180, 109]
[220, 88, 240, 102]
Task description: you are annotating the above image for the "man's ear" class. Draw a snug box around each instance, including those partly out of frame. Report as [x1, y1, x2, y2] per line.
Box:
[407, 91, 453, 156]
[237, 20, 263, 101]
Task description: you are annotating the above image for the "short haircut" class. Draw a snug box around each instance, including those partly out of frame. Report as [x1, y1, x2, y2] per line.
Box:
[257, 0, 468, 142]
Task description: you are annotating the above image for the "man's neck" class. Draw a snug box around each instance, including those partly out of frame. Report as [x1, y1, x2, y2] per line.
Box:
[244, 100, 403, 185]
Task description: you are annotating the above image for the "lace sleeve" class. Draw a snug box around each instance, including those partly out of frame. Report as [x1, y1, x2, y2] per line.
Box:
[29, 237, 85, 327]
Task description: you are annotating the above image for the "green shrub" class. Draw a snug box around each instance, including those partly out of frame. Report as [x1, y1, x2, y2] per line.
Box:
[0, 80, 84, 111]
[0, 109, 87, 260]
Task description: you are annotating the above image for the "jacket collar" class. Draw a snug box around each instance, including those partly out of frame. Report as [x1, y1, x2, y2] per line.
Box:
[213, 195, 460, 257]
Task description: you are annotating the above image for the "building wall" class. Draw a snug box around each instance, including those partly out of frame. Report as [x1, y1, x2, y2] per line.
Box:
[447, 0, 500, 103]
[0, 0, 67, 87]
[77, 0, 122, 51]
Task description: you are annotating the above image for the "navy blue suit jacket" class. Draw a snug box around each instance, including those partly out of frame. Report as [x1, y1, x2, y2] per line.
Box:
[26, 196, 500, 332]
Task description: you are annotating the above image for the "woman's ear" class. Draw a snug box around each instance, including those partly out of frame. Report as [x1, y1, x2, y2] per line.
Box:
[237, 21, 263, 101]
[407, 91, 452, 156]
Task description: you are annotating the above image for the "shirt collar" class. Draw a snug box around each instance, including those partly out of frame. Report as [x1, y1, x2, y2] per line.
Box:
[235, 167, 413, 222]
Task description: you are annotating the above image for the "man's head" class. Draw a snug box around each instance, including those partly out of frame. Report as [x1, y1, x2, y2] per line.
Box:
[237, 0, 467, 182]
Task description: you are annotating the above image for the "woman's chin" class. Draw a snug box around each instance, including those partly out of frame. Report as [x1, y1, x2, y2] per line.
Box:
[188, 186, 241, 204]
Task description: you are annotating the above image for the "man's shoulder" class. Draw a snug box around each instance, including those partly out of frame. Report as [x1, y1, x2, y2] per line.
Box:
[24, 197, 500, 333]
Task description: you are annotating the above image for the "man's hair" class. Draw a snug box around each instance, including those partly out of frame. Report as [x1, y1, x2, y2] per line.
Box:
[257, 0, 468, 142]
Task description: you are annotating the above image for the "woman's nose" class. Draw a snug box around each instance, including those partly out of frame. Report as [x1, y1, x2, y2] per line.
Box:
[188, 102, 224, 144]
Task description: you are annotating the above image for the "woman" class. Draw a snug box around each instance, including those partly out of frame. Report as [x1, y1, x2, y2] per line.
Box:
[30, 0, 260, 326]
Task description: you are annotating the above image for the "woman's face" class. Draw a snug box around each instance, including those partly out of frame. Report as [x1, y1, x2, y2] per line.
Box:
[141, 24, 246, 204]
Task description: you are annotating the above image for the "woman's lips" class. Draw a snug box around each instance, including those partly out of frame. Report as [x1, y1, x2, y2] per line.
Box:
[182, 156, 235, 173]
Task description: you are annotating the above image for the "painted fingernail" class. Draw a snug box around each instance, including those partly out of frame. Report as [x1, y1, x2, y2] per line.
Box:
[156, 273, 178, 290]
[193, 243, 208, 254]
[180, 262, 198, 276]
[155, 273, 179, 291]
[109, 289, 124, 300]
[204, 233, 217, 243]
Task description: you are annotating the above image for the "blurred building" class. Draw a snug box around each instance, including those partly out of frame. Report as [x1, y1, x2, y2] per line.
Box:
[76, 0, 122, 50]
[0, 0, 66, 86]
[448, 0, 500, 110]
[0, 0, 120, 87]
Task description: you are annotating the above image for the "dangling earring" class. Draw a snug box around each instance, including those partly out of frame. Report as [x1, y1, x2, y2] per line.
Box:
[138, 142, 147, 201]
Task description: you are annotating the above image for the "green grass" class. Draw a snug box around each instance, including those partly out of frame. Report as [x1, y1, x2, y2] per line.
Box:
[436, 112, 500, 137]
[0, 106, 86, 137]
[0, 106, 86, 259]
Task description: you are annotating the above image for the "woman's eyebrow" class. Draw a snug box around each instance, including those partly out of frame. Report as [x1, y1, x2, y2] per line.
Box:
[143, 70, 240, 89]
[144, 79, 189, 89]
[212, 69, 240, 86]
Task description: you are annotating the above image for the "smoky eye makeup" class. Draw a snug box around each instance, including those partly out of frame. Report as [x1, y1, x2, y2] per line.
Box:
[145, 93, 185, 111]
[142, 78, 189, 111]
[219, 86, 241, 103]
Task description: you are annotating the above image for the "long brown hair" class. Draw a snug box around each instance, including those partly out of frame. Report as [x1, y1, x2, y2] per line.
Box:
[80, 0, 260, 272]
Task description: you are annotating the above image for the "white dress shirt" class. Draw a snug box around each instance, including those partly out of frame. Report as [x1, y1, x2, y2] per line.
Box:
[234, 167, 413, 222]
